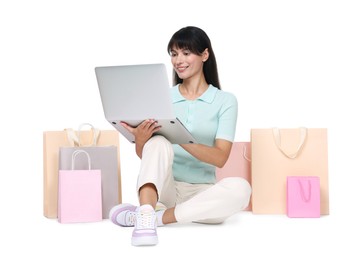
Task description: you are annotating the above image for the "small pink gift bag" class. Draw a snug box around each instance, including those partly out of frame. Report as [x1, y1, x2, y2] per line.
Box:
[287, 176, 320, 218]
[58, 150, 102, 223]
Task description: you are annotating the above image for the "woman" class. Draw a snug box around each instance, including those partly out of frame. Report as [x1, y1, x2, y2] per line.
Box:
[109, 26, 251, 246]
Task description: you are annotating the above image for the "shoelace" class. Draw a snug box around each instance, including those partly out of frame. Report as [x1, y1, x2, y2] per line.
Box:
[136, 210, 156, 229]
[126, 211, 136, 226]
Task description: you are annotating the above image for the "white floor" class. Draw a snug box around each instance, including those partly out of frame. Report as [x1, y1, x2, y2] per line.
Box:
[3, 207, 355, 260]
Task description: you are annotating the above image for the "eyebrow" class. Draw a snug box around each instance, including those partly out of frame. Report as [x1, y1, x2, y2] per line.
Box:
[171, 47, 191, 53]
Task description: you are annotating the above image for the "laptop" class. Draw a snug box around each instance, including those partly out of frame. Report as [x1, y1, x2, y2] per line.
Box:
[95, 63, 197, 144]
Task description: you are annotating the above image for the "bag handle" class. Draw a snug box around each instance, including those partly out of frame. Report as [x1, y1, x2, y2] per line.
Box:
[65, 123, 100, 147]
[71, 150, 91, 170]
[243, 145, 251, 162]
[272, 127, 307, 159]
[77, 123, 100, 146]
[298, 179, 311, 202]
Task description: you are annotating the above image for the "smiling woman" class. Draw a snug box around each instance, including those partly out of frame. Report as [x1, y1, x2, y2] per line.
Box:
[167, 26, 221, 92]
[109, 26, 251, 247]
[0, 0, 357, 258]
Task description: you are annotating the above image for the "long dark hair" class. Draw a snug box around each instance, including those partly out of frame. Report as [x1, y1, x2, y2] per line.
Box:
[167, 26, 221, 89]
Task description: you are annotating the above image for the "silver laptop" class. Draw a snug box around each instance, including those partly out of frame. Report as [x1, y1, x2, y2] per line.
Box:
[95, 63, 196, 144]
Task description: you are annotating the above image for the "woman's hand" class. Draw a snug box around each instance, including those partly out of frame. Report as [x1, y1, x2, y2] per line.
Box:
[121, 119, 161, 158]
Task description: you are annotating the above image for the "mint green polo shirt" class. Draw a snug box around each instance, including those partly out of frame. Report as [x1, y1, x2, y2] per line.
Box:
[171, 84, 238, 184]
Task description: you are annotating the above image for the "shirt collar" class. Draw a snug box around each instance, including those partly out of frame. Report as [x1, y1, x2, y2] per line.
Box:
[172, 84, 218, 104]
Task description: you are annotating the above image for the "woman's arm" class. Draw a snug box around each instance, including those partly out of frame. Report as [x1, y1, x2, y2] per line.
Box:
[180, 139, 233, 168]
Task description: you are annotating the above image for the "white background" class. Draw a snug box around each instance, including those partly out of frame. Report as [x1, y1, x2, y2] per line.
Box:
[1, 0, 358, 259]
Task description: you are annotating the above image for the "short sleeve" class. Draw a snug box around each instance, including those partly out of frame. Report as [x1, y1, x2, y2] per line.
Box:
[215, 92, 238, 142]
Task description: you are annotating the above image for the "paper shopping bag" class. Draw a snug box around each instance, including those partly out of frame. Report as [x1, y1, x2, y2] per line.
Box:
[58, 150, 102, 223]
[43, 123, 121, 218]
[251, 128, 329, 215]
[216, 142, 252, 211]
[60, 146, 119, 219]
[287, 176, 320, 218]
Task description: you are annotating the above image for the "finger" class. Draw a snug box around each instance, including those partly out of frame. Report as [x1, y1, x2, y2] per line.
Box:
[138, 119, 151, 128]
[145, 124, 161, 137]
[120, 122, 134, 133]
[149, 121, 161, 132]
[141, 119, 156, 130]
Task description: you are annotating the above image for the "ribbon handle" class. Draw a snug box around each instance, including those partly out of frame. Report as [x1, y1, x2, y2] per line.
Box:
[298, 179, 311, 202]
[272, 127, 307, 159]
[65, 123, 100, 147]
[243, 144, 251, 162]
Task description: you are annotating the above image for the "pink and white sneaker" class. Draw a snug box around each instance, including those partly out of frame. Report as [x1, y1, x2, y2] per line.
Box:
[109, 203, 137, 227]
[131, 204, 158, 246]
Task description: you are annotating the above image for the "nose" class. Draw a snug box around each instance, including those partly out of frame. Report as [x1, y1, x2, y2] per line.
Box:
[173, 53, 184, 65]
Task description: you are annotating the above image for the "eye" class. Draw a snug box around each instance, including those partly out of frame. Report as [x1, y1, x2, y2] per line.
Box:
[183, 50, 191, 56]
[170, 51, 177, 57]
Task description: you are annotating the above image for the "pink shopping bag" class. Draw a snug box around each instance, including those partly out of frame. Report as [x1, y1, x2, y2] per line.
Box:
[287, 176, 320, 218]
[216, 142, 252, 211]
[58, 150, 102, 223]
[59, 146, 119, 219]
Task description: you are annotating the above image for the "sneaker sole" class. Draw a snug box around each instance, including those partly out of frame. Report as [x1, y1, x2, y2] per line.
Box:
[132, 236, 158, 246]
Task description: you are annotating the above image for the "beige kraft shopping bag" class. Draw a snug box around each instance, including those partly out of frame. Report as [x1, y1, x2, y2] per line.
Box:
[43, 123, 121, 218]
[251, 128, 329, 215]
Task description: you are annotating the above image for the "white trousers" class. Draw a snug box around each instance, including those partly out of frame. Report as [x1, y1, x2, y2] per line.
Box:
[136, 135, 252, 224]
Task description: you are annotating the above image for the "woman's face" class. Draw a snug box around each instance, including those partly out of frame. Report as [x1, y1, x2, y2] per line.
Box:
[170, 46, 208, 81]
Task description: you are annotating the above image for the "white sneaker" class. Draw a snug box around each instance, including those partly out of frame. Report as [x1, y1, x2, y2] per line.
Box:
[109, 203, 137, 227]
[131, 204, 158, 246]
